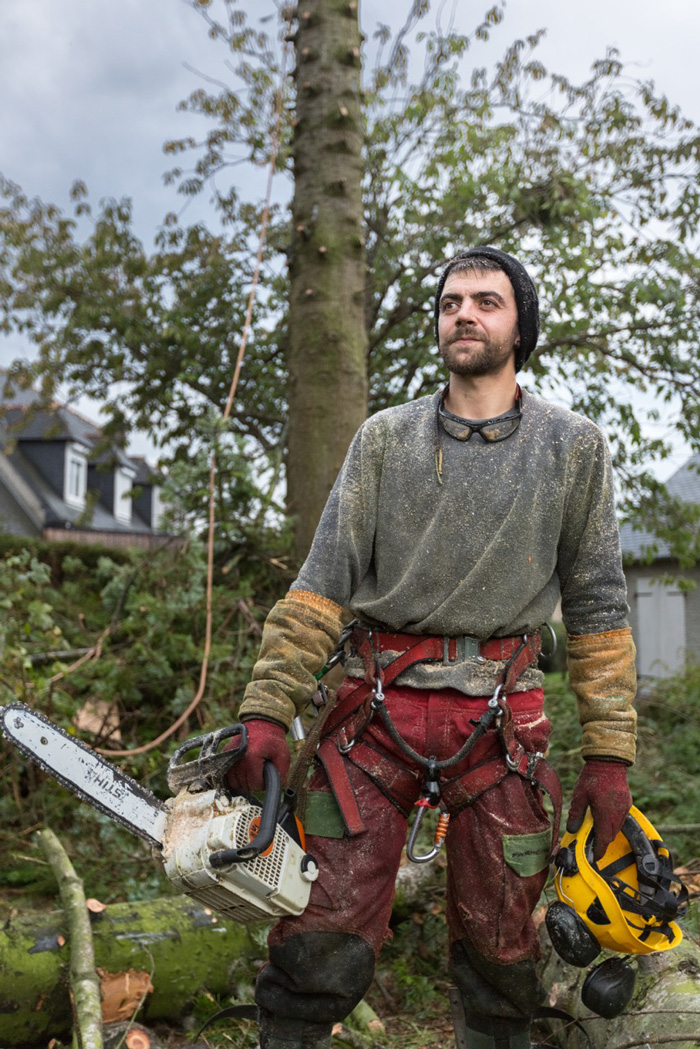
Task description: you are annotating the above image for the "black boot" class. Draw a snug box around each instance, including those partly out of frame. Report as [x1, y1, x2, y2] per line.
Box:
[449, 939, 543, 1049]
[255, 932, 375, 1049]
[258, 1014, 332, 1049]
[461, 1027, 531, 1049]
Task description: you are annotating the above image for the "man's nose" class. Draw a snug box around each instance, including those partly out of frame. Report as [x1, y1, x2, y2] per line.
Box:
[455, 297, 476, 323]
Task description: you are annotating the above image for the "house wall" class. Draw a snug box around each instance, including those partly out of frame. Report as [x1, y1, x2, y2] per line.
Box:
[132, 486, 153, 529]
[42, 527, 177, 550]
[88, 464, 115, 514]
[624, 561, 700, 674]
[21, 442, 66, 496]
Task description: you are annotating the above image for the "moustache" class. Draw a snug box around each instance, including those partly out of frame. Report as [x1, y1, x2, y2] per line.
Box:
[448, 331, 484, 345]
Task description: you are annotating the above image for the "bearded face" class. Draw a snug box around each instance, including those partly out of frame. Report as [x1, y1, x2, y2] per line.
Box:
[437, 269, 520, 378]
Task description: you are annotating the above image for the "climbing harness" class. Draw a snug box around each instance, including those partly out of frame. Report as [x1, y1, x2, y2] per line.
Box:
[314, 626, 562, 854]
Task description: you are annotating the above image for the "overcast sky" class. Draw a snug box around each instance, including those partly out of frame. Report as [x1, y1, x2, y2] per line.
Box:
[1, 0, 696, 471]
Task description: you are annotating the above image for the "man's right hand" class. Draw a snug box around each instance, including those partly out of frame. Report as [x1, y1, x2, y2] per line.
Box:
[224, 718, 291, 794]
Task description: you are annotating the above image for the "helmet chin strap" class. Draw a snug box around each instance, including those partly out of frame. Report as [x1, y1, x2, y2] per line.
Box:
[587, 813, 689, 926]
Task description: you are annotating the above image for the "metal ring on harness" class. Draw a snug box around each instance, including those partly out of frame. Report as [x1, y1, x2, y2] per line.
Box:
[337, 667, 385, 754]
[505, 752, 521, 772]
[488, 682, 505, 712]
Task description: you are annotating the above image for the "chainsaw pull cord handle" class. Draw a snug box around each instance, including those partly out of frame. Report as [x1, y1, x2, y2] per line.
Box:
[208, 760, 282, 868]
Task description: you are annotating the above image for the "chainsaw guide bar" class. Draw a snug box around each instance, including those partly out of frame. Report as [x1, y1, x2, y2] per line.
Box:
[1, 702, 166, 847]
[1, 702, 319, 922]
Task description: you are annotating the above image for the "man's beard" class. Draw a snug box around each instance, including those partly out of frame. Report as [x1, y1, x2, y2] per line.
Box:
[438, 330, 517, 377]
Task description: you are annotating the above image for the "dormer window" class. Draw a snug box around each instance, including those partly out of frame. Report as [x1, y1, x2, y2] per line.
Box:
[64, 444, 87, 509]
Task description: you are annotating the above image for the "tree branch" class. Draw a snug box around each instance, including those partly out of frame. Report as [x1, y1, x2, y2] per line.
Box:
[37, 828, 103, 1049]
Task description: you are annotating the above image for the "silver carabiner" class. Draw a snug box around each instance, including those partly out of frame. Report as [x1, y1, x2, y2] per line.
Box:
[406, 802, 450, 864]
[370, 674, 385, 709]
[488, 682, 504, 717]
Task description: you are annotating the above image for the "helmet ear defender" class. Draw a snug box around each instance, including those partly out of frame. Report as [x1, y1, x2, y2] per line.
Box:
[546, 806, 689, 1018]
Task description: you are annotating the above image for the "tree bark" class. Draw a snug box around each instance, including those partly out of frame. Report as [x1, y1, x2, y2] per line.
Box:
[537, 909, 700, 1049]
[286, 0, 368, 561]
[0, 895, 262, 1047]
[36, 828, 104, 1049]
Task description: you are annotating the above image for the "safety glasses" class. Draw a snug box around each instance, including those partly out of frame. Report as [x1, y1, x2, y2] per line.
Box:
[438, 388, 522, 443]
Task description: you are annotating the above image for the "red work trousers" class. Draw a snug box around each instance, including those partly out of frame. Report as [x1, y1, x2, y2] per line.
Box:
[269, 680, 552, 966]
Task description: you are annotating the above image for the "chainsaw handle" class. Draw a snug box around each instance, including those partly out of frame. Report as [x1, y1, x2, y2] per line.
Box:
[167, 723, 248, 795]
[209, 761, 282, 868]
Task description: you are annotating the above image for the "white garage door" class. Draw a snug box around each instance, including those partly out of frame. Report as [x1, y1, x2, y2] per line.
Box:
[635, 577, 687, 678]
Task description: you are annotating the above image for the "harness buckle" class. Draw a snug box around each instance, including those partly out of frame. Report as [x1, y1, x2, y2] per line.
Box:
[443, 635, 483, 665]
[505, 750, 523, 772]
[337, 733, 355, 755]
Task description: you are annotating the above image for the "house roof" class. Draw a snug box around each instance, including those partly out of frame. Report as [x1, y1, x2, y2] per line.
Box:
[2, 444, 153, 533]
[2, 405, 99, 448]
[620, 453, 700, 560]
[0, 371, 159, 535]
[128, 455, 161, 485]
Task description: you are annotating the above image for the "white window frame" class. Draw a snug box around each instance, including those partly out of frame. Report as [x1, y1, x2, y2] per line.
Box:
[64, 444, 87, 509]
[113, 467, 134, 524]
[150, 485, 165, 531]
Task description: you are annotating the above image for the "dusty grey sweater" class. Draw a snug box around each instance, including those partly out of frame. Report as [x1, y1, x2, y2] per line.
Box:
[291, 389, 629, 694]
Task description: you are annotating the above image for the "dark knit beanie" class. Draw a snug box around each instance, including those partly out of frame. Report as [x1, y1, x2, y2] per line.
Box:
[434, 246, 540, 371]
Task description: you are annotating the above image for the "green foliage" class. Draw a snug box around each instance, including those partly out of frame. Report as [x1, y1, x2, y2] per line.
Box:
[545, 664, 700, 857]
[0, 3, 698, 557]
[0, 533, 291, 900]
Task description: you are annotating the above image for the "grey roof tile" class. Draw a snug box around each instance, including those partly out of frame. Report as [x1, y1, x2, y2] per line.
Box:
[620, 453, 700, 561]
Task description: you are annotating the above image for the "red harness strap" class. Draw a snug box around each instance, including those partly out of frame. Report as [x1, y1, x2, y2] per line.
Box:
[315, 628, 557, 839]
[323, 628, 541, 742]
[315, 737, 367, 836]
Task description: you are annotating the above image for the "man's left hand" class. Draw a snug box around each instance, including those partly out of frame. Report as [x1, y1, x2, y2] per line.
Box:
[566, 759, 632, 861]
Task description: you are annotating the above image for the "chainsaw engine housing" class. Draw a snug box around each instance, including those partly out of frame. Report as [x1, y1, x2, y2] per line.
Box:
[160, 788, 318, 922]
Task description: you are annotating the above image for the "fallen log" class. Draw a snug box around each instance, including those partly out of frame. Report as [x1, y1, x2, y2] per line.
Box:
[537, 904, 700, 1049]
[0, 894, 265, 1047]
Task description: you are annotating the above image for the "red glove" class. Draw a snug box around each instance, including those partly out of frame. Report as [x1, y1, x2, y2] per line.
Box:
[224, 719, 291, 795]
[566, 759, 632, 861]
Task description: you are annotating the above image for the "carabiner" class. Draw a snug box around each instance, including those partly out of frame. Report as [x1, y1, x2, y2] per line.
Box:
[488, 682, 505, 721]
[406, 800, 451, 864]
[370, 672, 386, 710]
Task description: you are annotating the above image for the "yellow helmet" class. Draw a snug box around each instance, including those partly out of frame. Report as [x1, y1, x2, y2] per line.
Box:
[548, 806, 687, 960]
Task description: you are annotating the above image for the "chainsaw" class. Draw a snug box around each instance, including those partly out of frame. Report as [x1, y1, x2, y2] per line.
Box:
[1, 702, 319, 923]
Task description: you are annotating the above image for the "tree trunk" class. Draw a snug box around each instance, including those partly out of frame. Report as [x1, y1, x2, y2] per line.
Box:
[0, 895, 262, 1047]
[286, 0, 368, 562]
[537, 909, 700, 1049]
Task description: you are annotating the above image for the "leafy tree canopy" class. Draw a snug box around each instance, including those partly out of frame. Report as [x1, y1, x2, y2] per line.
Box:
[1, 0, 698, 551]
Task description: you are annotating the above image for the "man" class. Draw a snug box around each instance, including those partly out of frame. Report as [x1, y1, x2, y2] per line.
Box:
[227, 247, 637, 1049]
